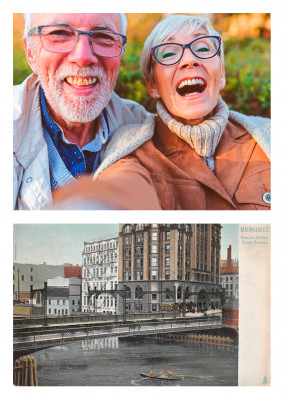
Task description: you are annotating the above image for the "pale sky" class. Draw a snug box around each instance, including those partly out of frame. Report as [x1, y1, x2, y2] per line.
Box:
[13, 224, 238, 265]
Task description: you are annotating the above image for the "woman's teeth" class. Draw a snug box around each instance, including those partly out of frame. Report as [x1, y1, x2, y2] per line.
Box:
[177, 78, 205, 89]
[176, 78, 206, 96]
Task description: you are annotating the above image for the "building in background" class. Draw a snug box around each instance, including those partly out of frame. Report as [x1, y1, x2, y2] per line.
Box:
[47, 276, 81, 316]
[118, 224, 222, 314]
[221, 245, 239, 299]
[65, 263, 82, 278]
[222, 299, 239, 330]
[81, 237, 119, 313]
[13, 263, 82, 317]
[13, 262, 65, 304]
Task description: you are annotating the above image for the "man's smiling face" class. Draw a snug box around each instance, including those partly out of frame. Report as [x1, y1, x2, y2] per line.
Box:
[24, 13, 122, 124]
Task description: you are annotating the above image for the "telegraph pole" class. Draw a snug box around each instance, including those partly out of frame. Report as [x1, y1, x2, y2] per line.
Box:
[17, 268, 20, 301]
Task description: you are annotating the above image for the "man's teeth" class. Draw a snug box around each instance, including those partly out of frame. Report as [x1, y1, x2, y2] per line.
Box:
[178, 78, 205, 89]
[66, 77, 97, 86]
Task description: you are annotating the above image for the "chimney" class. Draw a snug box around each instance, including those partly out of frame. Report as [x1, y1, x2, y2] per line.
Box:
[227, 245, 232, 270]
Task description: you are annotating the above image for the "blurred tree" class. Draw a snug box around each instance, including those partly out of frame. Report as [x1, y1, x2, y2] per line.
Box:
[213, 13, 271, 39]
[13, 14, 31, 85]
[125, 13, 163, 42]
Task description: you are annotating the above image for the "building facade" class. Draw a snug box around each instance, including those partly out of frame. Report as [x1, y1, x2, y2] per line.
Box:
[47, 276, 82, 316]
[118, 224, 222, 314]
[221, 245, 239, 299]
[81, 237, 119, 313]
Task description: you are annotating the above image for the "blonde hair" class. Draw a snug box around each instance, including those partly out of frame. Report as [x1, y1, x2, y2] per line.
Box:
[140, 14, 224, 83]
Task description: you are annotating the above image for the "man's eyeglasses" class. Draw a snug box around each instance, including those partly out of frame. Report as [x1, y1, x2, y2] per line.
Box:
[151, 36, 222, 66]
[28, 25, 127, 58]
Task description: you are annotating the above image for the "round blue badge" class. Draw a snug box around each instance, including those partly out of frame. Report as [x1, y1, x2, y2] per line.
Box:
[263, 192, 271, 204]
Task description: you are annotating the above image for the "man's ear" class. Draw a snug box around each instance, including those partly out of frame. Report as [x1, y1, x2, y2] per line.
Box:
[23, 38, 38, 75]
[219, 64, 226, 90]
[145, 76, 159, 99]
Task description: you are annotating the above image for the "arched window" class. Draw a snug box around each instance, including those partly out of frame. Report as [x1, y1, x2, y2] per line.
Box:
[177, 286, 182, 299]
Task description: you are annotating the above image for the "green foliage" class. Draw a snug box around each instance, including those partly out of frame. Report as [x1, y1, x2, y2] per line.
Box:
[13, 37, 270, 117]
[222, 37, 270, 117]
[115, 42, 156, 113]
[13, 49, 32, 86]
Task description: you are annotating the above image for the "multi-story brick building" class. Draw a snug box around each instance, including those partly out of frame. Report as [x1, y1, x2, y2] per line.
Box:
[81, 237, 119, 313]
[118, 224, 222, 314]
[221, 245, 239, 299]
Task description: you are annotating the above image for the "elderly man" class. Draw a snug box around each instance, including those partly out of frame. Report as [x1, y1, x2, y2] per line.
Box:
[13, 13, 154, 210]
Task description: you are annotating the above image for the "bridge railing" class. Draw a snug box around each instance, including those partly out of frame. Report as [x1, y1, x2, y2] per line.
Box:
[13, 311, 177, 327]
[14, 317, 221, 351]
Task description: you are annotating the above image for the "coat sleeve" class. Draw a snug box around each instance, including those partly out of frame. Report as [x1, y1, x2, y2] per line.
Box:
[52, 157, 161, 210]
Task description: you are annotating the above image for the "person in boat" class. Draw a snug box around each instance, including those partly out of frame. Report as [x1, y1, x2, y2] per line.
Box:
[149, 369, 155, 376]
[52, 14, 270, 210]
[158, 370, 165, 377]
[167, 369, 173, 377]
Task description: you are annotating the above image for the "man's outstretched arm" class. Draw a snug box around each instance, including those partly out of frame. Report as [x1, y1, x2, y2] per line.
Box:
[52, 157, 161, 210]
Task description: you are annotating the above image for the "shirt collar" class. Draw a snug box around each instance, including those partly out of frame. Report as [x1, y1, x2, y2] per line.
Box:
[40, 87, 61, 147]
[82, 113, 109, 152]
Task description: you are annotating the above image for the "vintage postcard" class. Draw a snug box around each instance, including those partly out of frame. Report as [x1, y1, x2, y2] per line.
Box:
[13, 223, 270, 386]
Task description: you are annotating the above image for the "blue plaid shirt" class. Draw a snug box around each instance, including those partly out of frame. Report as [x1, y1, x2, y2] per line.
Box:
[40, 88, 109, 177]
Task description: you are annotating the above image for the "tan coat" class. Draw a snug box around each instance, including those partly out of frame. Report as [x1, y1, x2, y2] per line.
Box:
[97, 116, 270, 210]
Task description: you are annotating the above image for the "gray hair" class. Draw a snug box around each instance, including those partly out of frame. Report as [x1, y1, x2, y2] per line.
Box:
[140, 14, 224, 83]
[23, 13, 128, 37]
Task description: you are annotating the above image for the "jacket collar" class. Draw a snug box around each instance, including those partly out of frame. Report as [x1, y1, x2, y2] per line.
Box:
[153, 115, 251, 154]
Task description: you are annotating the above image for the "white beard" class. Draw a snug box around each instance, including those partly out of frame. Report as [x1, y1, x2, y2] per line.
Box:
[37, 65, 116, 123]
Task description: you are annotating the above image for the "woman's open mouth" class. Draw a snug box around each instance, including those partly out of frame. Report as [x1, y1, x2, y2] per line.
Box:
[176, 78, 207, 96]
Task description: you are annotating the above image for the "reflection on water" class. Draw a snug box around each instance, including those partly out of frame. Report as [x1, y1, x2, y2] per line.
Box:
[36, 336, 238, 386]
[81, 337, 119, 351]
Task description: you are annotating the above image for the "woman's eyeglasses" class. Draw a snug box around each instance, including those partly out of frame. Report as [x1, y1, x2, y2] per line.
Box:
[151, 36, 222, 66]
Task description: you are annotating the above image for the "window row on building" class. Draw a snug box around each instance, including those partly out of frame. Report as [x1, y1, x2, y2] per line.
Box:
[83, 239, 118, 254]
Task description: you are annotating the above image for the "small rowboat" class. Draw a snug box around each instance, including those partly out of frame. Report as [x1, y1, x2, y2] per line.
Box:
[140, 373, 184, 381]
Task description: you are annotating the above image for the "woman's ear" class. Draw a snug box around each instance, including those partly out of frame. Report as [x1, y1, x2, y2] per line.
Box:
[145, 76, 159, 99]
[219, 64, 226, 90]
[23, 38, 38, 75]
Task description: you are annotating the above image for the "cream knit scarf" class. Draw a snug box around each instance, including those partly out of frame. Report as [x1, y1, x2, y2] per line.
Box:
[156, 97, 229, 171]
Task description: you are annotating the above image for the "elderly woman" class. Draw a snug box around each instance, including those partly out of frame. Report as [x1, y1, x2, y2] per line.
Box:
[54, 14, 270, 210]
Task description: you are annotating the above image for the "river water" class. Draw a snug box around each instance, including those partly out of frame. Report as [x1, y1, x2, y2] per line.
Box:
[35, 335, 238, 386]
